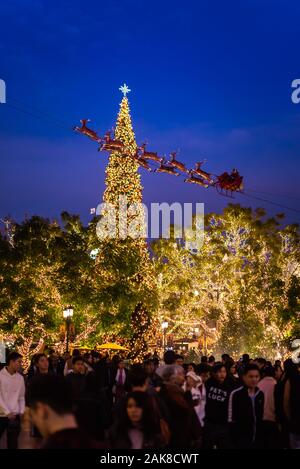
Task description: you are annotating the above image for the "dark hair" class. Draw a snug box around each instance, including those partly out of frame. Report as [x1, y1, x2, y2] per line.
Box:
[110, 391, 161, 445]
[6, 351, 22, 366]
[243, 364, 260, 375]
[175, 354, 184, 361]
[197, 363, 211, 374]
[187, 363, 196, 371]
[72, 349, 80, 357]
[208, 356, 215, 363]
[221, 353, 231, 362]
[163, 350, 176, 365]
[263, 366, 275, 378]
[128, 365, 147, 388]
[72, 356, 84, 365]
[152, 357, 159, 367]
[28, 374, 73, 414]
[257, 358, 266, 366]
[34, 353, 47, 365]
[201, 356, 208, 363]
[213, 362, 226, 374]
[242, 354, 250, 362]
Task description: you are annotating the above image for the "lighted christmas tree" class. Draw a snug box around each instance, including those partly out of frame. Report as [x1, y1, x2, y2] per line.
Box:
[95, 84, 157, 359]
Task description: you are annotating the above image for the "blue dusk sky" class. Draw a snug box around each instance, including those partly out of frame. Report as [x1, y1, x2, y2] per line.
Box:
[0, 0, 300, 225]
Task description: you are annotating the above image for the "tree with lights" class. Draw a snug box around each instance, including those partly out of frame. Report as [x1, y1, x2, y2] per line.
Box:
[94, 85, 157, 359]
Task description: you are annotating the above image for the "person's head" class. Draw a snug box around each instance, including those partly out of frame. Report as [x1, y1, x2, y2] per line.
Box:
[118, 359, 125, 370]
[6, 352, 22, 372]
[175, 354, 184, 367]
[35, 353, 49, 374]
[72, 356, 85, 374]
[208, 356, 215, 365]
[186, 371, 201, 388]
[63, 351, 70, 361]
[230, 363, 237, 376]
[114, 391, 160, 437]
[163, 350, 176, 365]
[91, 350, 100, 362]
[242, 353, 250, 364]
[144, 359, 155, 376]
[128, 365, 148, 391]
[201, 355, 208, 364]
[243, 364, 260, 389]
[28, 374, 74, 437]
[256, 357, 266, 370]
[263, 365, 275, 378]
[83, 352, 93, 365]
[162, 365, 185, 387]
[72, 349, 80, 358]
[197, 363, 211, 383]
[221, 353, 231, 364]
[152, 357, 159, 370]
[187, 363, 196, 373]
[274, 360, 281, 367]
[213, 362, 227, 383]
[274, 364, 283, 381]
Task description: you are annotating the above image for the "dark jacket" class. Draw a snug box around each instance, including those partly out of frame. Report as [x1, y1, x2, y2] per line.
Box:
[228, 385, 264, 448]
[159, 383, 201, 449]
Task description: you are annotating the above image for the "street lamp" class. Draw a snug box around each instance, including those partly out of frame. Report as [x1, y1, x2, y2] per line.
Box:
[63, 306, 74, 353]
[161, 321, 168, 352]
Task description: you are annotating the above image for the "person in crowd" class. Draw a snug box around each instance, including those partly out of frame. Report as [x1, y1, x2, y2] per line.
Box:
[274, 364, 283, 382]
[221, 354, 231, 366]
[228, 364, 264, 449]
[159, 365, 201, 448]
[208, 356, 215, 367]
[28, 374, 94, 448]
[34, 353, 50, 376]
[283, 362, 300, 449]
[274, 358, 295, 448]
[47, 350, 58, 374]
[156, 350, 177, 378]
[257, 365, 278, 448]
[83, 352, 94, 374]
[255, 358, 267, 376]
[63, 349, 80, 376]
[203, 362, 235, 449]
[112, 359, 129, 404]
[200, 356, 208, 364]
[65, 356, 87, 403]
[175, 354, 184, 367]
[184, 371, 205, 427]
[196, 363, 211, 383]
[187, 363, 197, 373]
[109, 391, 166, 449]
[144, 359, 163, 389]
[0, 352, 25, 449]
[225, 358, 240, 386]
[75, 371, 110, 445]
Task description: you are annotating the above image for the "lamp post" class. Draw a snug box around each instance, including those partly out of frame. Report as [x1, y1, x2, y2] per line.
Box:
[63, 306, 74, 354]
[161, 321, 168, 352]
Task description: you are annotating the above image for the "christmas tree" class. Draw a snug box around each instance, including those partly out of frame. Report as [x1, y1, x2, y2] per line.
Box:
[95, 85, 156, 359]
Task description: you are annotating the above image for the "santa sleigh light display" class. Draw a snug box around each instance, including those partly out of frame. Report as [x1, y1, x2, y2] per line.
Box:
[73, 120, 244, 198]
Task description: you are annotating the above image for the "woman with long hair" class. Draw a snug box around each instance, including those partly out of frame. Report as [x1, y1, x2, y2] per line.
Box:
[109, 391, 166, 449]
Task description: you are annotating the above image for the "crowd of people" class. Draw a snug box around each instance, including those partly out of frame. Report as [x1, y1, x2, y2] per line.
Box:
[0, 348, 299, 450]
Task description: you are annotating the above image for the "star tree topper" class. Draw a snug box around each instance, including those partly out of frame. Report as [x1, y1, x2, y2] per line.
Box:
[119, 83, 131, 96]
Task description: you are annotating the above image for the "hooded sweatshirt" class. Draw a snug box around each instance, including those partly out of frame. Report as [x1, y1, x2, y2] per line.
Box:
[0, 367, 25, 416]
